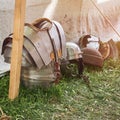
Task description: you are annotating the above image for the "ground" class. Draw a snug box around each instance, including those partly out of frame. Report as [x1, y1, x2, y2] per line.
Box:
[0, 59, 120, 120]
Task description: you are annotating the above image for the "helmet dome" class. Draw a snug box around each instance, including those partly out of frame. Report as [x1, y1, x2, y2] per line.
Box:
[66, 42, 82, 60]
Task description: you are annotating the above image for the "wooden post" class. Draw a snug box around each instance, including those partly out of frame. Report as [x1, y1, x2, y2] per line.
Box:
[9, 0, 26, 100]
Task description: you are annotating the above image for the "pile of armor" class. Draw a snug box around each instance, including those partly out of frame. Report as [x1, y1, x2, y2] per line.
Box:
[1, 18, 119, 88]
[2, 18, 67, 88]
[78, 34, 119, 67]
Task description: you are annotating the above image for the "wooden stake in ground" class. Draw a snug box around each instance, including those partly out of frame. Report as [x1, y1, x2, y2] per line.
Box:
[9, 0, 26, 100]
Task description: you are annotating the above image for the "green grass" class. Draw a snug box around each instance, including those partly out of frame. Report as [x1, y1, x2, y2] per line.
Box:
[0, 59, 120, 120]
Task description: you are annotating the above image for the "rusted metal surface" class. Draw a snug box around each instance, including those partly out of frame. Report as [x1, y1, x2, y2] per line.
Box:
[82, 47, 103, 67]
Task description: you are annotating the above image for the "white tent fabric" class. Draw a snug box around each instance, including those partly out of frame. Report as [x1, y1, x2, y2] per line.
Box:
[79, 0, 120, 41]
[0, 0, 120, 49]
[41, 0, 120, 42]
[0, 0, 120, 73]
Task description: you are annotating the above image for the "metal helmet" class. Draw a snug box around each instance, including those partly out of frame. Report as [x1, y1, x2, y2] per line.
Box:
[79, 34, 100, 50]
[82, 47, 104, 67]
[66, 42, 82, 60]
[60, 42, 84, 77]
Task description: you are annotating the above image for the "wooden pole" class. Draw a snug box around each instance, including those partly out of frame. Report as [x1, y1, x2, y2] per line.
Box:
[9, 0, 26, 100]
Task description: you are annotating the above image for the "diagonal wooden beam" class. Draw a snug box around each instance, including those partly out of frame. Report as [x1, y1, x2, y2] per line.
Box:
[9, 0, 26, 100]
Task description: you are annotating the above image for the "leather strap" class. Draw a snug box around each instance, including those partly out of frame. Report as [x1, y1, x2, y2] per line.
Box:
[47, 29, 61, 84]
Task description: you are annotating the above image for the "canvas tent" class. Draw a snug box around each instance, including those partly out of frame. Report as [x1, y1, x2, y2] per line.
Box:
[0, 0, 120, 51]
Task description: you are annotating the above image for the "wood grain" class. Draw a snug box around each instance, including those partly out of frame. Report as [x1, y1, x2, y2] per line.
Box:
[9, 0, 26, 100]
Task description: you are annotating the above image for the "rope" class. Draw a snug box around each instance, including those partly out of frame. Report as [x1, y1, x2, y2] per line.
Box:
[0, 107, 11, 120]
[90, 0, 120, 39]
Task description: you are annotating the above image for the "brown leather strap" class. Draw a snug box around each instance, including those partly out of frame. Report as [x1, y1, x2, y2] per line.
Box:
[47, 29, 61, 84]
[53, 22, 62, 54]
